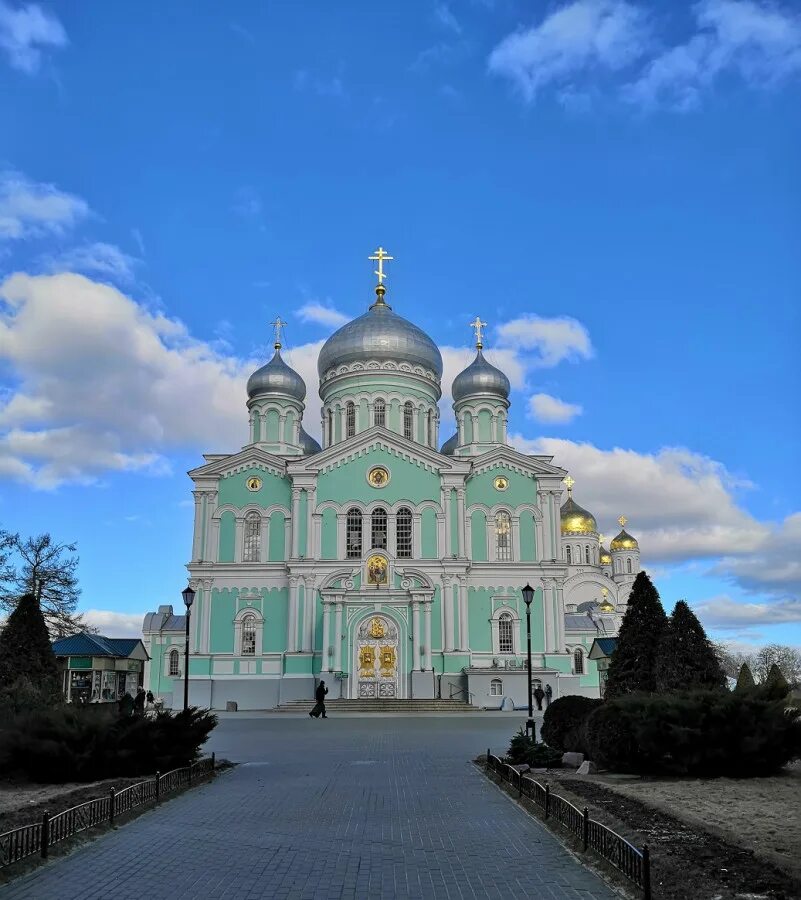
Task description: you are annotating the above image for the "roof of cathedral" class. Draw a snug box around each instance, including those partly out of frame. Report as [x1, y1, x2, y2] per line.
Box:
[560, 495, 598, 535]
[299, 426, 322, 455]
[316, 294, 443, 379]
[451, 349, 510, 403]
[610, 527, 639, 551]
[440, 432, 458, 455]
[247, 348, 306, 402]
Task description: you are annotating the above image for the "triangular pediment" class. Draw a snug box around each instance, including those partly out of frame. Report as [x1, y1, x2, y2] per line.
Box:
[188, 445, 288, 480]
[288, 426, 469, 477]
[469, 445, 568, 480]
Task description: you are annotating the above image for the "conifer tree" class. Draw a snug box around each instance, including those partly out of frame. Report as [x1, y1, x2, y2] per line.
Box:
[654, 600, 726, 692]
[735, 662, 756, 692]
[0, 593, 61, 700]
[604, 571, 668, 699]
[762, 663, 790, 701]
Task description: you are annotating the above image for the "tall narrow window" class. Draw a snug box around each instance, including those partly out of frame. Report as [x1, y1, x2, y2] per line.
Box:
[169, 648, 179, 676]
[403, 401, 413, 440]
[396, 507, 412, 558]
[498, 613, 514, 653]
[566, 546, 572, 564]
[496, 511, 512, 561]
[243, 511, 261, 562]
[241, 614, 256, 656]
[327, 410, 333, 445]
[427, 409, 434, 446]
[627, 558, 632, 573]
[371, 507, 387, 549]
[346, 508, 362, 558]
[574, 647, 584, 675]
[584, 545, 590, 564]
[374, 398, 386, 428]
[346, 401, 356, 438]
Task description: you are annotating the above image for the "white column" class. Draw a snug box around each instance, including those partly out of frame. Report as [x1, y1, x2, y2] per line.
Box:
[291, 488, 301, 557]
[543, 580, 555, 653]
[538, 491, 552, 560]
[333, 601, 344, 671]
[554, 582, 565, 653]
[512, 515, 521, 561]
[312, 513, 322, 558]
[412, 602, 421, 671]
[443, 577, 454, 651]
[442, 488, 452, 556]
[322, 602, 331, 672]
[307, 487, 316, 555]
[458, 577, 468, 650]
[191, 492, 203, 560]
[471, 413, 478, 443]
[303, 586, 315, 652]
[423, 602, 432, 669]
[548, 492, 559, 561]
[201, 580, 212, 654]
[234, 516, 244, 563]
[412, 512, 422, 559]
[456, 489, 466, 557]
[287, 578, 298, 652]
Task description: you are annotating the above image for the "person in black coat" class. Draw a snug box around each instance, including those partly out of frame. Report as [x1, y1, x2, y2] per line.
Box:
[533, 685, 545, 711]
[310, 680, 328, 719]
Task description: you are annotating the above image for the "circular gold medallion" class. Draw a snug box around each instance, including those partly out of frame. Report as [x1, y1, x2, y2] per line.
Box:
[494, 475, 509, 491]
[246, 476, 263, 492]
[367, 466, 390, 488]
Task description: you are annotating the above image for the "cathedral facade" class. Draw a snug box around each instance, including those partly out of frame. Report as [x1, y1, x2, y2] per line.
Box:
[142, 252, 641, 710]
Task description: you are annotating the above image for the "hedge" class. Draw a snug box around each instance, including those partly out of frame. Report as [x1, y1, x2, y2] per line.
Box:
[540, 695, 602, 755]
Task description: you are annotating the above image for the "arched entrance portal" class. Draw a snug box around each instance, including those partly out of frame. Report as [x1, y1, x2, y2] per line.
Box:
[353, 615, 400, 699]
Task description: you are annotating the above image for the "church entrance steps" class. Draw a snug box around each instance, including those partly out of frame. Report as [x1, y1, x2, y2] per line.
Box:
[273, 698, 481, 713]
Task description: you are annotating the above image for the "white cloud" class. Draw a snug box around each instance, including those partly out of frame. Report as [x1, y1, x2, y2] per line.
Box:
[80, 608, 147, 637]
[296, 302, 349, 329]
[44, 242, 139, 284]
[488, 0, 651, 101]
[0, 170, 89, 241]
[435, 3, 462, 34]
[692, 594, 801, 629]
[495, 314, 594, 367]
[507, 435, 768, 561]
[626, 0, 801, 110]
[714, 512, 801, 597]
[0, 1, 66, 73]
[528, 392, 583, 423]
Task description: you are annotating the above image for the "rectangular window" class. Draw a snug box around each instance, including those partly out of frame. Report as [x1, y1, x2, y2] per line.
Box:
[498, 615, 514, 653]
[490, 679, 503, 696]
[371, 508, 387, 550]
[346, 509, 362, 559]
[346, 403, 356, 437]
[243, 515, 261, 562]
[396, 508, 412, 558]
[403, 403, 413, 440]
[374, 400, 386, 428]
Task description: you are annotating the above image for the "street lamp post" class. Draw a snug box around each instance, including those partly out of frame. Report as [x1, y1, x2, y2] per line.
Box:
[182, 584, 196, 711]
[522, 583, 535, 739]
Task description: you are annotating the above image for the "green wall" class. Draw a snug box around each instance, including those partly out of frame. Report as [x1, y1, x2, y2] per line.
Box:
[421, 507, 437, 558]
[218, 468, 291, 510]
[316, 447, 440, 505]
[465, 466, 538, 509]
[471, 509, 487, 561]
[519, 509, 536, 561]
[269, 510, 285, 561]
[219, 511, 235, 562]
[321, 507, 337, 559]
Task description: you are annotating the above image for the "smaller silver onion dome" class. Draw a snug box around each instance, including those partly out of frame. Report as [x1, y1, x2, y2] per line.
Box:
[452, 350, 510, 403]
[247, 349, 306, 402]
[299, 426, 321, 456]
[440, 432, 458, 455]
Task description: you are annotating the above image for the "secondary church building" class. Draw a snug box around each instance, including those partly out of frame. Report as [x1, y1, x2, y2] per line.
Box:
[143, 250, 641, 710]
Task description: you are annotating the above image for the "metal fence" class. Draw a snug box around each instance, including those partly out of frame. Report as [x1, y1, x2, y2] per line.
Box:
[486, 752, 651, 899]
[0, 755, 215, 869]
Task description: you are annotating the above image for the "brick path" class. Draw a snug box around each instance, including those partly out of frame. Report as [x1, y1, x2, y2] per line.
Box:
[2, 717, 616, 899]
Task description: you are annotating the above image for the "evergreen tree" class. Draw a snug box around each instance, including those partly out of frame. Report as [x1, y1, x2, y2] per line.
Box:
[604, 571, 668, 699]
[0, 593, 61, 701]
[735, 662, 756, 692]
[762, 663, 790, 701]
[654, 600, 726, 692]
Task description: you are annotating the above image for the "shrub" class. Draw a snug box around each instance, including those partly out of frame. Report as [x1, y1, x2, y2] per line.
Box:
[0, 594, 61, 712]
[583, 690, 801, 777]
[541, 695, 602, 755]
[0, 705, 217, 783]
[506, 728, 561, 768]
[735, 663, 756, 693]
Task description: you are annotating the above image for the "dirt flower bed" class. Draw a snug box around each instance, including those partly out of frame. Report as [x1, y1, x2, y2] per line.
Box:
[553, 773, 801, 900]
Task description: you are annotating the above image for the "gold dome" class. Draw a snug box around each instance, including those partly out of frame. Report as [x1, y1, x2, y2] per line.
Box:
[598, 588, 615, 612]
[610, 529, 639, 551]
[599, 545, 612, 565]
[560, 496, 598, 535]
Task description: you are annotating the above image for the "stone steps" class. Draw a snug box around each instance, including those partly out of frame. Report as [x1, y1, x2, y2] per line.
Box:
[274, 698, 481, 713]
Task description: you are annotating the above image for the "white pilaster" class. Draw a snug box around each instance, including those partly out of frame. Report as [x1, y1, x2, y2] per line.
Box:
[334, 601, 344, 671]
[442, 577, 454, 651]
[456, 489, 466, 556]
[291, 488, 301, 557]
[191, 492, 203, 561]
[412, 602, 421, 671]
[412, 512, 422, 559]
[287, 577, 298, 653]
[423, 602, 432, 669]
[458, 576, 468, 650]
[322, 602, 331, 672]
[234, 516, 244, 563]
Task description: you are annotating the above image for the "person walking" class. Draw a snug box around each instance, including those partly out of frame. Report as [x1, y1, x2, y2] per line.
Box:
[310, 680, 328, 719]
[146, 690, 155, 708]
[544, 683, 553, 708]
[533, 685, 545, 711]
[134, 686, 146, 715]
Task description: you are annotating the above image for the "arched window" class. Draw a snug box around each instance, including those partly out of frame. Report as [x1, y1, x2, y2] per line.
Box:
[327, 409, 333, 444]
[396, 507, 412, 558]
[627, 558, 632, 573]
[490, 678, 503, 696]
[346, 401, 356, 438]
[374, 398, 386, 428]
[584, 545, 590, 564]
[168, 648, 180, 676]
[566, 546, 572, 564]
[496, 511, 512, 561]
[346, 508, 362, 558]
[403, 401, 413, 440]
[574, 647, 584, 675]
[371, 507, 387, 549]
[498, 613, 514, 653]
[427, 409, 434, 446]
[615, 559, 622, 573]
[241, 614, 256, 656]
[243, 511, 261, 562]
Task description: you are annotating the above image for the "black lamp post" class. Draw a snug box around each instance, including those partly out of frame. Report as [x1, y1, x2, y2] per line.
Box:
[182, 584, 196, 711]
[521, 583, 535, 739]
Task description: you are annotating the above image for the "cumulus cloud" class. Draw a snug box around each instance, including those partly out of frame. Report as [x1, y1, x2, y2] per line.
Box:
[528, 392, 583, 423]
[507, 434, 768, 561]
[81, 608, 147, 637]
[296, 302, 349, 328]
[0, 1, 66, 73]
[43, 242, 139, 284]
[0, 170, 89, 241]
[488, 0, 651, 102]
[714, 512, 801, 597]
[626, 0, 801, 110]
[692, 594, 801, 629]
[495, 314, 594, 367]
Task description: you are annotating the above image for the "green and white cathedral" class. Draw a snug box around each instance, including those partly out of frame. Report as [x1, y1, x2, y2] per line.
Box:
[143, 251, 641, 710]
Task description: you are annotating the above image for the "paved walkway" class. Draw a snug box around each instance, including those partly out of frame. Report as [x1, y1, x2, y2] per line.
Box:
[2, 717, 616, 899]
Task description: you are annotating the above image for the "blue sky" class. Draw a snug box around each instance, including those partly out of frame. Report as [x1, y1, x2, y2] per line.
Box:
[0, 0, 799, 644]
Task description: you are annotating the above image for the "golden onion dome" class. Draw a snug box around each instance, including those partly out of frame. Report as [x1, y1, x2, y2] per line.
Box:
[610, 528, 639, 551]
[599, 545, 613, 565]
[598, 589, 615, 613]
[560, 496, 598, 535]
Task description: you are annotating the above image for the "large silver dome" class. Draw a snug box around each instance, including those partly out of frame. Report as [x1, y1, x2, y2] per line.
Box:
[452, 350, 510, 403]
[317, 300, 443, 379]
[299, 426, 321, 455]
[247, 349, 306, 402]
[440, 432, 458, 455]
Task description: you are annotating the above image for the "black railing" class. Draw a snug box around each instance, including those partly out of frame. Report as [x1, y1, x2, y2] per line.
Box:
[0, 755, 215, 869]
[486, 751, 650, 899]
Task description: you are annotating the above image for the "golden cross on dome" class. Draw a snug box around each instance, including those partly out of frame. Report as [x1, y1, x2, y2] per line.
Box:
[469, 317, 487, 350]
[270, 317, 287, 349]
[563, 475, 575, 494]
[369, 246, 394, 286]
[618, 515, 628, 528]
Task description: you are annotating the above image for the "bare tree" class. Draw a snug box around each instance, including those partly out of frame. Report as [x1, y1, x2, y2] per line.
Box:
[0, 531, 92, 638]
[751, 644, 801, 686]
[714, 642, 753, 680]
